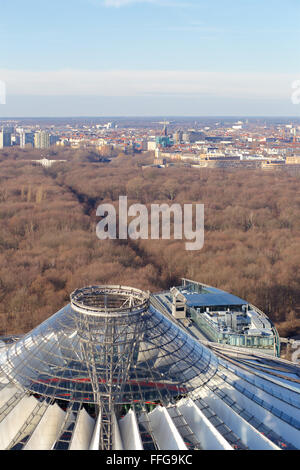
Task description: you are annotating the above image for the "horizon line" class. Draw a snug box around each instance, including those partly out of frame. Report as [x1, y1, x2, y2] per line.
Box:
[1, 115, 300, 119]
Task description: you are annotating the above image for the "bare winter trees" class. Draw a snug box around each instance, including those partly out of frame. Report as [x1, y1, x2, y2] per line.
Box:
[0, 149, 300, 337]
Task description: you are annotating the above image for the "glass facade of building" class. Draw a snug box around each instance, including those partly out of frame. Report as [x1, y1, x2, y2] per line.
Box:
[189, 307, 275, 350]
[0, 286, 219, 406]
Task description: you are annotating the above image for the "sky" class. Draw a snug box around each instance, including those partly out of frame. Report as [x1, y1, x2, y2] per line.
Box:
[0, 0, 300, 116]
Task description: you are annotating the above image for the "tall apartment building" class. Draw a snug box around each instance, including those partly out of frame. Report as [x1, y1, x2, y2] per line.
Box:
[34, 131, 50, 149]
[0, 130, 12, 148]
[50, 135, 60, 146]
[20, 131, 35, 148]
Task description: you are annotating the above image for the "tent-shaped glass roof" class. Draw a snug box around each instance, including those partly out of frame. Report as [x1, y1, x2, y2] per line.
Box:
[0, 284, 300, 451]
[0, 286, 218, 406]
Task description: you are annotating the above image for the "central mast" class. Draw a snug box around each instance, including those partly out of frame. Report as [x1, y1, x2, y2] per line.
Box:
[70, 285, 150, 449]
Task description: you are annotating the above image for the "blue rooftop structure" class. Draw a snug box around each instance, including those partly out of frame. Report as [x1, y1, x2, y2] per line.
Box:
[183, 291, 247, 308]
[180, 285, 247, 308]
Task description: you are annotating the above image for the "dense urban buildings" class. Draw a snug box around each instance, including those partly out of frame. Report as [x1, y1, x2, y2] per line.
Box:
[1, 117, 300, 171]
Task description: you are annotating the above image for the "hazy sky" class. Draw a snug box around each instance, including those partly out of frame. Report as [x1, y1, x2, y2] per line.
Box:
[1, 0, 300, 116]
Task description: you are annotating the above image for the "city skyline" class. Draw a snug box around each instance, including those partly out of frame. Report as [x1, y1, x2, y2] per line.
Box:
[1, 0, 300, 116]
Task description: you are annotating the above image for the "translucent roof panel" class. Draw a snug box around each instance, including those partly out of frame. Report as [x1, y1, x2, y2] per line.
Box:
[0, 286, 218, 406]
[183, 292, 247, 307]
